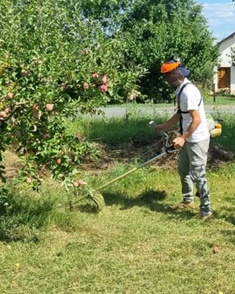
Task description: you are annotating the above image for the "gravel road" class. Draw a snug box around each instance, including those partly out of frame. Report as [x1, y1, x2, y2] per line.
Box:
[95, 104, 235, 119]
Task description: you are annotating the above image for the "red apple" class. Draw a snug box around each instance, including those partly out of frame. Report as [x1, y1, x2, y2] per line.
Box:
[46, 103, 54, 111]
[83, 82, 89, 90]
[78, 179, 87, 185]
[92, 73, 99, 78]
[101, 75, 108, 84]
[0, 111, 7, 118]
[4, 107, 10, 115]
[73, 181, 79, 187]
[56, 158, 61, 165]
[7, 92, 14, 99]
[99, 84, 108, 92]
[26, 177, 32, 184]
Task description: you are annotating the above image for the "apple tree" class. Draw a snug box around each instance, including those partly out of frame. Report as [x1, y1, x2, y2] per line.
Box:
[0, 0, 146, 190]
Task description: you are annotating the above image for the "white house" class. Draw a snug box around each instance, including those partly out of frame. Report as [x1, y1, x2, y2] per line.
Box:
[213, 32, 235, 94]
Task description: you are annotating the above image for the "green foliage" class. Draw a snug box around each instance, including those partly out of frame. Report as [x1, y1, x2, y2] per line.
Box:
[231, 46, 235, 66]
[0, 0, 145, 188]
[116, 0, 218, 101]
[0, 0, 220, 194]
[212, 114, 235, 152]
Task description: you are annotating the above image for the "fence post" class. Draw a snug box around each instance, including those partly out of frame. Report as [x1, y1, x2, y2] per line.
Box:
[212, 83, 216, 103]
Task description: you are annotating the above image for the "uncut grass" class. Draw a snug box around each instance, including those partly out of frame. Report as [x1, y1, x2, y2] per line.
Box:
[70, 110, 235, 150]
[211, 114, 235, 152]
[69, 107, 169, 144]
[205, 94, 235, 105]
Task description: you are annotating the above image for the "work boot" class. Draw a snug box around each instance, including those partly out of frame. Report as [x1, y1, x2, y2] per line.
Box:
[194, 211, 213, 221]
[170, 201, 196, 210]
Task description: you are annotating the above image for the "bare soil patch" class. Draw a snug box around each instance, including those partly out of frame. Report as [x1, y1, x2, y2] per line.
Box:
[2, 150, 21, 179]
[2, 137, 234, 180]
[80, 135, 235, 172]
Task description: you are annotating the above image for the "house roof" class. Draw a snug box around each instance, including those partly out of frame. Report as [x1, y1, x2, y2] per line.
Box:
[217, 31, 235, 46]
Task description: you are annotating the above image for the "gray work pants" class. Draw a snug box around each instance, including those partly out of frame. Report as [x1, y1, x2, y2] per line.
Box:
[178, 138, 211, 213]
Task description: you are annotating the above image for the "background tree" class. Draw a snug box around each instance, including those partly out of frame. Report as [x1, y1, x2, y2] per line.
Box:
[116, 0, 218, 102]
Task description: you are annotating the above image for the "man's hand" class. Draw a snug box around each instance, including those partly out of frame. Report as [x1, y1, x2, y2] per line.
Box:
[173, 136, 186, 148]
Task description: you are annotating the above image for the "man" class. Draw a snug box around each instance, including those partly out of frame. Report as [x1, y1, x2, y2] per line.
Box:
[156, 58, 212, 220]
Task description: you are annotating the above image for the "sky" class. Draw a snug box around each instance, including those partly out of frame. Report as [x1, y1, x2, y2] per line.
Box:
[197, 0, 235, 42]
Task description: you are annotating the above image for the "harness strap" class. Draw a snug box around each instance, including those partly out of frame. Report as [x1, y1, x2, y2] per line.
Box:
[177, 83, 202, 134]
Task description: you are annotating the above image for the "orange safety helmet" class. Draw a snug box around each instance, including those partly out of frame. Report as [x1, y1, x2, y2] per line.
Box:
[160, 61, 181, 74]
[161, 58, 190, 77]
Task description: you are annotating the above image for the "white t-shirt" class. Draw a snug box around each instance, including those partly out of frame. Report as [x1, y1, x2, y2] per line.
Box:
[175, 78, 210, 143]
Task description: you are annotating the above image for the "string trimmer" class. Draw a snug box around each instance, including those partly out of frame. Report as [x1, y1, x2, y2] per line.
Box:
[72, 130, 177, 211]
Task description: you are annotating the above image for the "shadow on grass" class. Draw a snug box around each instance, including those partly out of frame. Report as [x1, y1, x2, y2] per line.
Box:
[218, 203, 235, 243]
[216, 206, 235, 226]
[76, 188, 196, 220]
[221, 229, 235, 244]
[99, 188, 196, 220]
[100, 189, 235, 223]
[73, 189, 235, 225]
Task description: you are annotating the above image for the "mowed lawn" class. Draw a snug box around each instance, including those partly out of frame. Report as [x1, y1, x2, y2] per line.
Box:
[0, 106, 235, 294]
[0, 166, 235, 294]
